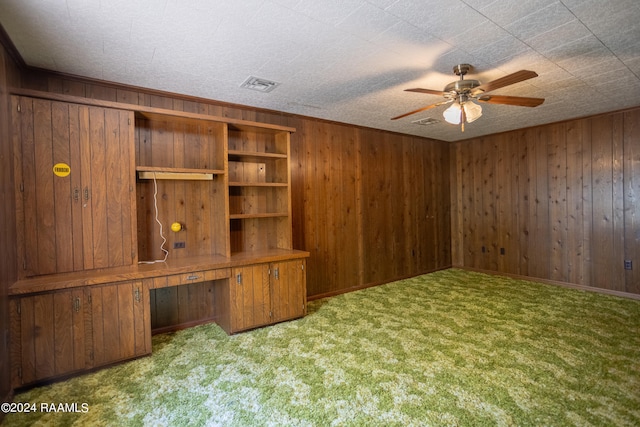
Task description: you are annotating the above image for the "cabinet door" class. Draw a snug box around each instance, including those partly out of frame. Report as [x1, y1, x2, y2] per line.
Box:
[10, 288, 87, 387]
[270, 259, 307, 323]
[13, 96, 136, 277]
[88, 281, 151, 367]
[230, 264, 271, 332]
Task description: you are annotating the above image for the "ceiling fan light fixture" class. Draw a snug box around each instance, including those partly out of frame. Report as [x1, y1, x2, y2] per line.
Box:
[393, 64, 542, 131]
[463, 100, 482, 123]
[442, 100, 482, 125]
[443, 102, 462, 125]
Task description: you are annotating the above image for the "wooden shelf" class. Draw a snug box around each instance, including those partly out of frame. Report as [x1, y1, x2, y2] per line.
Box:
[136, 166, 224, 180]
[228, 150, 287, 162]
[229, 213, 289, 219]
[228, 182, 288, 187]
[137, 166, 224, 174]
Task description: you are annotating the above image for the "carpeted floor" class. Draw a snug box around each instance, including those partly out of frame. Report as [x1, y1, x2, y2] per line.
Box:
[4, 269, 640, 426]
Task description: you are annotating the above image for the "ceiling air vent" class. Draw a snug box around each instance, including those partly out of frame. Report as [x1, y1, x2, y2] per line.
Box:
[411, 117, 440, 126]
[240, 76, 280, 93]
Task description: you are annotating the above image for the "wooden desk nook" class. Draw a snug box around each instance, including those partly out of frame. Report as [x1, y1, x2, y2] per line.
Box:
[8, 90, 309, 388]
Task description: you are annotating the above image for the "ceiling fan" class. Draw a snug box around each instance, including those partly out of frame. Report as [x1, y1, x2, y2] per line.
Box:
[391, 64, 544, 131]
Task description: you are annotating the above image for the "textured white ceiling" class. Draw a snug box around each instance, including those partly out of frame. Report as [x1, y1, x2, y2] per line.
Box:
[1, 0, 639, 141]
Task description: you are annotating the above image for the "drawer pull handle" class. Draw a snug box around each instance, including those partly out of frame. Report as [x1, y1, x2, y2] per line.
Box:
[134, 288, 141, 303]
[186, 275, 200, 281]
[73, 297, 81, 313]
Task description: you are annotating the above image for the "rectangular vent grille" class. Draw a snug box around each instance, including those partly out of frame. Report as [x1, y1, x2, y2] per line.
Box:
[240, 76, 280, 93]
[411, 117, 440, 126]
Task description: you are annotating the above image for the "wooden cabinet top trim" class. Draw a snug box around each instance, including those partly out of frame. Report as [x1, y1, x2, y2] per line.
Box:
[10, 250, 309, 296]
[10, 88, 296, 133]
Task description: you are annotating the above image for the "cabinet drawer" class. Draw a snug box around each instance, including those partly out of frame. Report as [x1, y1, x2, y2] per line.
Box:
[152, 268, 230, 289]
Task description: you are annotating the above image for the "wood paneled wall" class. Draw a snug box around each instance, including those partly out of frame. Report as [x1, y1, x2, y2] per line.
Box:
[451, 110, 640, 294]
[0, 36, 21, 407]
[292, 122, 451, 296]
[17, 69, 638, 301]
[19, 71, 452, 299]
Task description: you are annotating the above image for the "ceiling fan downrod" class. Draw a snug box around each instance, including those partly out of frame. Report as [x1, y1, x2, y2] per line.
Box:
[453, 64, 472, 78]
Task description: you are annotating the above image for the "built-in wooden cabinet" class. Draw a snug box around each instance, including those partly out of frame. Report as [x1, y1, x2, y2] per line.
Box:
[270, 259, 307, 323]
[9, 288, 87, 387]
[224, 258, 306, 333]
[12, 96, 137, 277]
[9, 90, 308, 388]
[229, 264, 272, 332]
[10, 280, 151, 388]
[87, 281, 152, 368]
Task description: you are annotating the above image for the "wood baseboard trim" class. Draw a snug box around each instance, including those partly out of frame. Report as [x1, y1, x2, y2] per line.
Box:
[455, 266, 640, 300]
[309, 266, 640, 302]
[307, 266, 451, 301]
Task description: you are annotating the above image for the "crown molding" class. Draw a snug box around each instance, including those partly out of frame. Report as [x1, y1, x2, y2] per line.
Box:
[0, 23, 26, 69]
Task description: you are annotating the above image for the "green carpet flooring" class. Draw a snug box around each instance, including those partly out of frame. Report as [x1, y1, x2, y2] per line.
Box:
[4, 269, 640, 426]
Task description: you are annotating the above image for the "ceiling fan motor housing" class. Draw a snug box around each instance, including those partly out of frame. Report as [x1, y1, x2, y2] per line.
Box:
[444, 64, 483, 99]
[444, 80, 482, 99]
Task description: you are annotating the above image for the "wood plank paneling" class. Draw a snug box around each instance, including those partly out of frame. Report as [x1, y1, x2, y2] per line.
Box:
[117, 281, 135, 359]
[452, 108, 640, 294]
[150, 280, 217, 332]
[25, 71, 640, 297]
[591, 115, 626, 290]
[88, 106, 108, 268]
[134, 281, 152, 355]
[53, 291, 73, 375]
[532, 127, 550, 278]
[230, 264, 271, 331]
[548, 123, 567, 281]
[506, 131, 522, 274]
[33, 293, 54, 380]
[18, 297, 35, 385]
[624, 110, 640, 293]
[14, 100, 135, 277]
[22, 72, 452, 299]
[99, 284, 119, 363]
[90, 281, 150, 366]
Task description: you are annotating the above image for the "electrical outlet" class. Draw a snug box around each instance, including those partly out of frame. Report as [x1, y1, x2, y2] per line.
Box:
[624, 260, 632, 270]
[174, 242, 185, 249]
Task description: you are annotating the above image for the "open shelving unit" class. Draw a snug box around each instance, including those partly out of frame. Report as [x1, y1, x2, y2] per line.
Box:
[227, 125, 292, 255]
[134, 111, 229, 262]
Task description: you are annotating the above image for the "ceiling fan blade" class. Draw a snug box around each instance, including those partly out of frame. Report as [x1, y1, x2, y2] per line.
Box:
[472, 70, 538, 94]
[405, 88, 446, 96]
[477, 95, 544, 107]
[391, 100, 450, 120]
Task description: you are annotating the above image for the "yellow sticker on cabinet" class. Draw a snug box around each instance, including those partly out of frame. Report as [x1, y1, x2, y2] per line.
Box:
[53, 163, 71, 177]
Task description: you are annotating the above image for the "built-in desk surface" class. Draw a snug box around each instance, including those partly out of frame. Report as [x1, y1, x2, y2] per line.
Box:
[10, 249, 309, 295]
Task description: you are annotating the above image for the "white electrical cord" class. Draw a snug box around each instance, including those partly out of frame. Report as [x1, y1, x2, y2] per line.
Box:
[139, 173, 169, 264]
